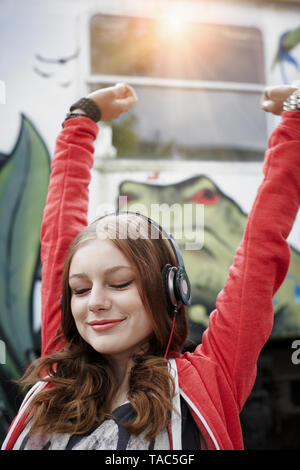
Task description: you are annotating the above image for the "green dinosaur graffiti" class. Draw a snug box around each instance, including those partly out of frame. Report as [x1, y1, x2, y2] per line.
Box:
[0, 115, 50, 442]
[119, 176, 300, 342]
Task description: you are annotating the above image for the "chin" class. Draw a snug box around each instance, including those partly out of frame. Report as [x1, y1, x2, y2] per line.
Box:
[89, 341, 128, 357]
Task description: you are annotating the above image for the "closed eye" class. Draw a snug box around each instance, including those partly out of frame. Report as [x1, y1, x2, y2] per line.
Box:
[72, 281, 133, 295]
[111, 280, 133, 289]
[73, 288, 90, 296]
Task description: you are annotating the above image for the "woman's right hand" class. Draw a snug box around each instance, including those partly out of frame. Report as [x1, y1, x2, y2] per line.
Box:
[87, 83, 138, 120]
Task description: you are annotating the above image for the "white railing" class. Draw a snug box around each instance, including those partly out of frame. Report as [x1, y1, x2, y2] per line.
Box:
[87, 74, 265, 93]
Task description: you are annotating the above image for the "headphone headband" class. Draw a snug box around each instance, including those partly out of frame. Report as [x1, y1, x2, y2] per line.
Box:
[94, 210, 183, 263]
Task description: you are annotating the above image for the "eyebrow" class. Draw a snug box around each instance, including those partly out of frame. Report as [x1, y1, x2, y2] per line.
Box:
[69, 266, 133, 280]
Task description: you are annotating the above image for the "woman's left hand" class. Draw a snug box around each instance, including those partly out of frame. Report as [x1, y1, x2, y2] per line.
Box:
[261, 84, 298, 115]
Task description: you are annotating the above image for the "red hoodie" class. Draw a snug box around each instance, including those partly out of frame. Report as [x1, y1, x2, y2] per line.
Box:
[2, 111, 300, 450]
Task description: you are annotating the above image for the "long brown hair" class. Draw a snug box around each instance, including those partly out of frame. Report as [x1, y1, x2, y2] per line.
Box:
[20, 214, 189, 440]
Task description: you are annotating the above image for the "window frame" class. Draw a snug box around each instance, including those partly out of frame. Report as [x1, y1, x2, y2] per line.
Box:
[86, 10, 266, 94]
[78, 6, 268, 161]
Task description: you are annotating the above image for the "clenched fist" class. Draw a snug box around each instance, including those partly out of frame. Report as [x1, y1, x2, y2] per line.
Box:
[87, 83, 138, 120]
[261, 84, 298, 115]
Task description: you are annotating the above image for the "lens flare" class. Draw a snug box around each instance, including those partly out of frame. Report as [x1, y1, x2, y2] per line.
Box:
[160, 8, 187, 36]
[167, 15, 184, 34]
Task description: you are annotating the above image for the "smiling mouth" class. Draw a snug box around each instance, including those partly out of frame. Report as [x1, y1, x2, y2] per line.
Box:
[88, 319, 124, 332]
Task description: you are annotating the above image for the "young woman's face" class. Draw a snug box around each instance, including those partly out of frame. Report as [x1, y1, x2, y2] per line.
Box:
[68, 238, 153, 362]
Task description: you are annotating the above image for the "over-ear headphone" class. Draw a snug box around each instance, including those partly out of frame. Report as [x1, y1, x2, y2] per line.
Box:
[94, 211, 192, 314]
[160, 233, 192, 312]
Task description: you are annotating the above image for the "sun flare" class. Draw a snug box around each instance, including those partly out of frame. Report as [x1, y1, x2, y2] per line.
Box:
[167, 15, 185, 34]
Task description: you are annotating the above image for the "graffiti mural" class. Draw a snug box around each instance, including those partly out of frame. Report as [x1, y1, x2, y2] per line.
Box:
[119, 176, 300, 343]
[0, 115, 50, 442]
[272, 26, 300, 83]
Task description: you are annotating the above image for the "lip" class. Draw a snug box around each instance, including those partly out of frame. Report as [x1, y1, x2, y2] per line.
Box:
[88, 319, 124, 332]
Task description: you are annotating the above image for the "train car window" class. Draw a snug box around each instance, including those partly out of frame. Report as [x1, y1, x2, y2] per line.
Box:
[89, 14, 266, 160]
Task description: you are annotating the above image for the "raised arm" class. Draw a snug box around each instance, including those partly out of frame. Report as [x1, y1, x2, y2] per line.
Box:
[194, 86, 300, 410]
[40, 83, 138, 355]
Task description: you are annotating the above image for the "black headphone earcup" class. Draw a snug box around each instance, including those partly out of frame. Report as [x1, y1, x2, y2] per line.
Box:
[161, 264, 175, 314]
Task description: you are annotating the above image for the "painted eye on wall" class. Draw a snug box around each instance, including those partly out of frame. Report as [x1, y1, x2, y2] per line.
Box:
[191, 189, 219, 205]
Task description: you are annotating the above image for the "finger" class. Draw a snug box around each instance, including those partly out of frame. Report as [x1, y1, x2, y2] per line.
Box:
[261, 99, 273, 112]
[261, 100, 283, 115]
[113, 83, 138, 101]
[112, 82, 126, 97]
[125, 84, 138, 101]
[261, 100, 280, 114]
[117, 94, 138, 113]
[264, 84, 297, 101]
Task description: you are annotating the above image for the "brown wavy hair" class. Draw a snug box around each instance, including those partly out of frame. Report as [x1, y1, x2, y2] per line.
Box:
[20, 214, 189, 441]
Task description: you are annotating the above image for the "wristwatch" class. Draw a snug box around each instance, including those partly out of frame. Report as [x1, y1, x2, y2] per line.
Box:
[64, 97, 102, 123]
[283, 89, 300, 111]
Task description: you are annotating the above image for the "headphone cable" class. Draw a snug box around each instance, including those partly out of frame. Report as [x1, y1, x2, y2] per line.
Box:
[164, 306, 177, 360]
[164, 306, 178, 449]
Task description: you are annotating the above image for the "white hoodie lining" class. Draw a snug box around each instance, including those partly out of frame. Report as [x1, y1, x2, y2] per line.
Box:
[179, 387, 220, 450]
[1, 380, 47, 449]
[168, 358, 182, 450]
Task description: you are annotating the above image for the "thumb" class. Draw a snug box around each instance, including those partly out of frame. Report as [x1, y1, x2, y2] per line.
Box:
[116, 82, 126, 89]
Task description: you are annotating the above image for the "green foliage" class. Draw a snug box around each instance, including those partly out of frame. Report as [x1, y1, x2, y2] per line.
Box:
[110, 114, 140, 156]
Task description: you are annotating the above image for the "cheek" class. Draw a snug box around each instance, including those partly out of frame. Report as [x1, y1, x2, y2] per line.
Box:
[120, 288, 153, 329]
[128, 290, 149, 320]
[141, 314, 154, 338]
[70, 297, 86, 324]
[115, 284, 141, 307]
[133, 298, 154, 335]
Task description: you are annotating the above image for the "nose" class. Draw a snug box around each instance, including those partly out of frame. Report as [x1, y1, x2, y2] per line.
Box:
[88, 286, 111, 313]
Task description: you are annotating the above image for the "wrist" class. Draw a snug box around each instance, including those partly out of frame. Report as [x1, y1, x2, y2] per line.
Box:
[69, 97, 101, 122]
[63, 98, 101, 126]
[283, 89, 300, 111]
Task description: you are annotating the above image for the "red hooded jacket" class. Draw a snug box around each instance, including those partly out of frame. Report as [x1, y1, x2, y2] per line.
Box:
[2, 111, 300, 450]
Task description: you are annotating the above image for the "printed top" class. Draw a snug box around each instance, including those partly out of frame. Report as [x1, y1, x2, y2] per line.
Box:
[12, 397, 200, 450]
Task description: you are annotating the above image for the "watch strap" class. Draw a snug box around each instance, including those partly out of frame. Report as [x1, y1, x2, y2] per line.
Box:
[283, 89, 300, 111]
[69, 97, 101, 122]
[64, 113, 87, 123]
